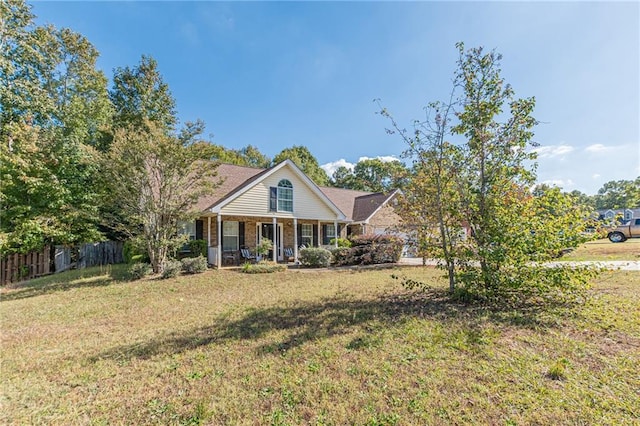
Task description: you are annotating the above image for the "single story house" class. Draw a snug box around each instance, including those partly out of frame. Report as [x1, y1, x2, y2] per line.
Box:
[182, 160, 401, 267]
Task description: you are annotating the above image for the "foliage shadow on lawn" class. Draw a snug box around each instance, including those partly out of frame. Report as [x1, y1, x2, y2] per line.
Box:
[92, 288, 564, 362]
[0, 265, 129, 302]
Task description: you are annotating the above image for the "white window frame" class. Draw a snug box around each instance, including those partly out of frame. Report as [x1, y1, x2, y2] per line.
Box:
[223, 221, 239, 251]
[178, 221, 196, 240]
[301, 224, 313, 247]
[326, 224, 336, 241]
[277, 179, 293, 212]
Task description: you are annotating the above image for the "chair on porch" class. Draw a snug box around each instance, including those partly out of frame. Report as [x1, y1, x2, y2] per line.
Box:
[240, 247, 257, 263]
[222, 250, 238, 266]
[283, 247, 295, 263]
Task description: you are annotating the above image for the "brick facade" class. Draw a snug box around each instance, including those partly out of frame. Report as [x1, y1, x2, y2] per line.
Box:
[199, 215, 343, 251]
[364, 203, 401, 234]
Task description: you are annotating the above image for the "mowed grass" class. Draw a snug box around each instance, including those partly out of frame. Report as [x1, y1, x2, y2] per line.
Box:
[1, 265, 639, 425]
[561, 237, 640, 261]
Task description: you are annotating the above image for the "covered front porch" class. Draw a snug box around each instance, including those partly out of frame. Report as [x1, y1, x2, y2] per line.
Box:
[200, 214, 345, 267]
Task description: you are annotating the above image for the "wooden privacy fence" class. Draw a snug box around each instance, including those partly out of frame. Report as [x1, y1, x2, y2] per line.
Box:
[1, 241, 124, 286]
[1, 246, 51, 286]
[55, 241, 124, 273]
[79, 241, 124, 268]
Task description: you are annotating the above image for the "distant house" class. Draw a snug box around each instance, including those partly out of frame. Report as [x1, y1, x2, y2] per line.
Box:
[597, 208, 640, 222]
[183, 160, 400, 267]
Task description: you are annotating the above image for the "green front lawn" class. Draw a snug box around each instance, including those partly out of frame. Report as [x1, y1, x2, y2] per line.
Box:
[1, 265, 639, 424]
[561, 237, 640, 261]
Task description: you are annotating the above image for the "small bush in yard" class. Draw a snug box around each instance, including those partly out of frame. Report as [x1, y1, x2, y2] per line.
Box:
[333, 234, 404, 266]
[331, 247, 355, 266]
[123, 238, 150, 264]
[241, 262, 286, 274]
[299, 247, 332, 267]
[187, 240, 207, 258]
[181, 256, 208, 274]
[161, 260, 182, 279]
[330, 237, 352, 248]
[128, 262, 152, 280]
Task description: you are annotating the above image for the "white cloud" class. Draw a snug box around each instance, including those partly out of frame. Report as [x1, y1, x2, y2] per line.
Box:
[321, 155, 402, 177]
[540, 179, 575, 189]
[320, 159, 354, 176]
[358, 155, 400, 163]
[592, 174, 601, 179]
[585, 143, 611, 153]
[532, 144, 574, 158]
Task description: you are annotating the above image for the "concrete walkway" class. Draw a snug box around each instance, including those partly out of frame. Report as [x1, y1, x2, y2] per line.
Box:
[398, 257, 640, 271]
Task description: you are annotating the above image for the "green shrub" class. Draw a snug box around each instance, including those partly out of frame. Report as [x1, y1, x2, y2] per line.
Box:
[161, 259, 182, 279]
[241, 262, 286, 274]
[331, 247, 354, 266]
[123, 238, 150, 264]
[181, 255, 208, 274]
[255, 238, 273, 257]
[299, 247, 332, 268]
[187, 240, 207, 258]
[333, 234, 404, 266]
[330, 237, 352, 248]
[128, 262, 152, 280]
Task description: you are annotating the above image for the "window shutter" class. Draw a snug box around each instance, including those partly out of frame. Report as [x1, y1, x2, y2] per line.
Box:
[220, 221, 224, 242]
[195, 220, 203, 240]
[337, 224, 341, 239]
[313, 224, 318, 247]
[239, 222, 245, 248]
[269, 187, 277, 211]
[322, 225, 329, 245]
[297, 224, 302, 247]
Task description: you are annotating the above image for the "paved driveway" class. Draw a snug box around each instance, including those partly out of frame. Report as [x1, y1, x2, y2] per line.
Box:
[399, 257, 640, 271]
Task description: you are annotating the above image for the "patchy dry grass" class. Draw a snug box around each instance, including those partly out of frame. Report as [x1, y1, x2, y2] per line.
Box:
[1, 265, 639, 425]
[561, 237, 640, 261]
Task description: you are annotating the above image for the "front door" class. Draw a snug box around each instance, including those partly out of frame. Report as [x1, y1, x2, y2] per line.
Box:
[258, 223, 283, 261]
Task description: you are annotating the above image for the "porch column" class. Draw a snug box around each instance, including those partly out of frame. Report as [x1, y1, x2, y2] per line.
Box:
[334, 220, 338, 248]
[317, 220, 321, 247]
[217, 214, 222, 268]
[293, 218, 298, 262]
[272, 216, 277, 262]
[207, 216, 212, 265]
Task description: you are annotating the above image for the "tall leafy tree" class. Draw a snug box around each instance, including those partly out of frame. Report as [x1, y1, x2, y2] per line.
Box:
[353, 158, 406, 192]
[0, 122, 102, 253]
[1, 1, 111, 148]
[102, 121, 219, 273]
[1, 0, 110, 252]
[331, 158, 407, 192]
[450, 43, 594, 302]
[379, 96, 462, 292]
[238, 144, 271, 168]
[331, 166, 359, 190]
[110, 55, 177, 134]
[382, 43, 596, 304]
[594, 177, 640, 209]
[208, 143, 271, 168]
[273, 145, 329, 186]
[567, 189, 596, 210]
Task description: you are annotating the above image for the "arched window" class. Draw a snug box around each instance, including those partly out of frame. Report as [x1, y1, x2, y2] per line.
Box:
[277, 179, 293, 212]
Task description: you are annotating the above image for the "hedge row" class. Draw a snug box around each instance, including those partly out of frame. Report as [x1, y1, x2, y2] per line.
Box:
[332, 234, 403, 266]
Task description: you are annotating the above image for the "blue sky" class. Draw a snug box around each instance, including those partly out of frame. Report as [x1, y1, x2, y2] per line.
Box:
[32, 1, 639, 194]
